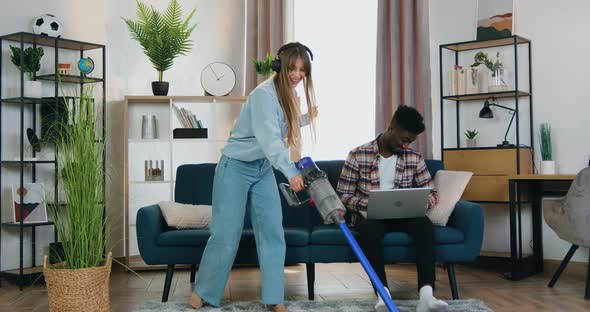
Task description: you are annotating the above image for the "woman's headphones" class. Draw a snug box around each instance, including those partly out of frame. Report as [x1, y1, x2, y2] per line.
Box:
[271, 42, 314, 73]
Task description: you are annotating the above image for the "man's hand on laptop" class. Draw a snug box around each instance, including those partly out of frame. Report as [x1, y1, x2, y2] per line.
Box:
[427, 191, 438, 209]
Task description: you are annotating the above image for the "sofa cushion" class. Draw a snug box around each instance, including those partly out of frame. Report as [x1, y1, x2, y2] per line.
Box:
[157, 227, 310, 247]
[159, 201, 212, 229]
[426, 170, 473, 226]
[310, 225, 464, 245]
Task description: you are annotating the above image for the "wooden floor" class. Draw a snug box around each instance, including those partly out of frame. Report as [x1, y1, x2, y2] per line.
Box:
[0, 263, 588, 311]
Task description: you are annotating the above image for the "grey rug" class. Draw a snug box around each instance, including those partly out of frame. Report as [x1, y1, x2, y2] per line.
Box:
[136, 299, 492, 312]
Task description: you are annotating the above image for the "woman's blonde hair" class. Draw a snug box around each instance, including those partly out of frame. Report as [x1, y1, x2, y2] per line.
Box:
[273, 45, 317, 150]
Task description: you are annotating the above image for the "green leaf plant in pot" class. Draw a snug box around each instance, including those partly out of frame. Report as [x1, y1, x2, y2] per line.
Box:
[122, 0, 197, 96]
[252, 53, 275, 82]
[9, 45, 44, 98]
[43, 87, 112, 311]
[539, 122, 555, 174]
[464, 129, 478, 148]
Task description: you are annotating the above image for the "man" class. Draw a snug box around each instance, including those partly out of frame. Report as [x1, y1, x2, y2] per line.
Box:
[336, 106, 447, 312]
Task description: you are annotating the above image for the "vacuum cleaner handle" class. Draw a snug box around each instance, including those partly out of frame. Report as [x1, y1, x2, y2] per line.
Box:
[279, 183, 309, 207]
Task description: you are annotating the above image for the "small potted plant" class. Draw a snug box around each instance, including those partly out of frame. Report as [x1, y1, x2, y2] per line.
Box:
[252, 53, 275, 82]
[9, 45, 44, 98]
[471, 51, 508, 92]
[122, 0, 197, 96]
[539, 122, 555, 174]
[464, 129, 479, 148]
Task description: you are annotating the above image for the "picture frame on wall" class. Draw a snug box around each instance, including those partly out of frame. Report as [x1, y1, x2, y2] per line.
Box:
[10, 183, 48, 223]
[476, 0, 515, 41]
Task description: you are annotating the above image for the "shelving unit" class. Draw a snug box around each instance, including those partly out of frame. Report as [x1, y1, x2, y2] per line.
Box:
[439, 35, 534, 203]
[0, 32, 105, 289]
[124, 95, 246, 269]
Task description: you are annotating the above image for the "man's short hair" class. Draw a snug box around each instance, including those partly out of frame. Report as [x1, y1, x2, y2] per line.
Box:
[391, 105, 425, 134]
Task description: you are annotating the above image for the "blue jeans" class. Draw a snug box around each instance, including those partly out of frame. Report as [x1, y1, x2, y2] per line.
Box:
[194, 155, 286, 306]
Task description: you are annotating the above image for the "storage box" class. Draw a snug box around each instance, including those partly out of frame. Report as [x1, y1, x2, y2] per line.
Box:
[173, 128, 208, 139]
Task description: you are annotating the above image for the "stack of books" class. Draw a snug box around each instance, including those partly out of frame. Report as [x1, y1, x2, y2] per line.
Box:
[172, 103, 204, 128]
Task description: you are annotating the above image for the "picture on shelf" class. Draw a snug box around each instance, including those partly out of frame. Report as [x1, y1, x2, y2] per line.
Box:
[10, 182, 48, 223]
[476, 0, 514, 41]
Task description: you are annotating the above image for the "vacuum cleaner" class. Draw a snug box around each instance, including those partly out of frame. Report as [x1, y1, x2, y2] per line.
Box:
[279, 157, 399, 312]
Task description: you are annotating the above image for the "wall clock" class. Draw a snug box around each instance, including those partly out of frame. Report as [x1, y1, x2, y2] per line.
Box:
[200, 62, 236, 96]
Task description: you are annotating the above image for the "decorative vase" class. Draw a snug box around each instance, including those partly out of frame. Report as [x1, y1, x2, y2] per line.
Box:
[44, 252, 112, 312]
[24, 80, 42, 98]
[488, 68, 509, 92]
[465, 67, 480, 94]
[151, 81, 169, 96]
[141, 114, 158, 139]
[466, 138, 477, 148]
[541, 160, 556, 174]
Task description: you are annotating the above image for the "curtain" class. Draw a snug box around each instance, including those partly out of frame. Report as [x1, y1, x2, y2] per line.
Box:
[376, 0, 433, 158]
[245, 0, 287, 95]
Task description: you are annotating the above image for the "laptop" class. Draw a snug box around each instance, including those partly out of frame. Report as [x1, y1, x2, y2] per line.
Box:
[366, 188, 432, 220]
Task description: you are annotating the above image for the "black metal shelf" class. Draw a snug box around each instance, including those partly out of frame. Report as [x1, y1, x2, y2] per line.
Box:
[0, 32, 104, 51]
[0, 32, 107, 290]
[1, 97, 45, 105]
[2, 221, 54, 228]
[443, 91, 530, 102]
[441, 35, 530, 52]
[1, 160, 56, 164]
[36, 74, 103, 84]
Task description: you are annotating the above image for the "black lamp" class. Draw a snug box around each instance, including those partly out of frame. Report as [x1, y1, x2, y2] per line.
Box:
[479, 98, 516, 148]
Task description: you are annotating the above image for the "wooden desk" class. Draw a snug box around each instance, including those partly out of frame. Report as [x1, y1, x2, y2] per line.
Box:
[507, 174, 576, 280]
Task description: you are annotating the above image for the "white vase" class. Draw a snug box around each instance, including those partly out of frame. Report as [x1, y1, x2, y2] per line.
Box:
[541, 160, 556, 174]
[466, 138, 477, 148]
[24, 80, 42, 98]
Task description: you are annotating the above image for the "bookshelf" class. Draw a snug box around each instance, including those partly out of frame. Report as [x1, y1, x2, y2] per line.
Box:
[123, 95, 246, 267]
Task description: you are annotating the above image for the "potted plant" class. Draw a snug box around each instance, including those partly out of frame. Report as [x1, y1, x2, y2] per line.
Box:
[122, 0, 197, 96]
[44, 88, 112, 311]
[539, 122, 555, 174]
[9, 45, 44, 98]
[471, 51, 508, 92]
[252, 53, 275, 82]
[464, 129, 479, 148]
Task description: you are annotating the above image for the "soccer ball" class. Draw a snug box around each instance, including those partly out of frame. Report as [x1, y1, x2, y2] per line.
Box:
[32, 14, 63, 38]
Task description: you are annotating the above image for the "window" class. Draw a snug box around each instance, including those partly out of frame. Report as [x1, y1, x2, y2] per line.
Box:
[293, 0, 377, 160]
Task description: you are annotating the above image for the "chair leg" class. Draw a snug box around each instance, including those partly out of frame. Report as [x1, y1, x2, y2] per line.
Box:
[162, 264, 175, 302]
[190, 264, 197, 284]
[548, 244, 578, 288]
[446, 263, 459, 300]
[585, 252, 590, 300]
[306, 263, 315, 300]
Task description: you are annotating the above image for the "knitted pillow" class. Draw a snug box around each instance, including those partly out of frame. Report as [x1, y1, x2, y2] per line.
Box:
[426, 170, 473, 226]
[159, 201, 212, 229]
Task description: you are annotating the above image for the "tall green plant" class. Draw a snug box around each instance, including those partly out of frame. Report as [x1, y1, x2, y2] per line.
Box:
[122, 0, 196, 81]
[9, 46, 44, 80]
[48, 89, 106, 269]
[539, 123, 552, 161]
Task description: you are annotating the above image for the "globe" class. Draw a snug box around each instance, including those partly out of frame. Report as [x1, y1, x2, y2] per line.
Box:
[78, 57, 94, 75]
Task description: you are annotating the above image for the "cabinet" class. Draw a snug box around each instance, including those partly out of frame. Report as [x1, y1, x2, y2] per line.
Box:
[439, 36, 533, 202]
[0, 32, 105, 288]
[124, 96, 245, 269]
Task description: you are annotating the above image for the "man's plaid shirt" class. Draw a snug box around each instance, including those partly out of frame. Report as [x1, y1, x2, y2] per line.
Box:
[336, 137, 434, 227]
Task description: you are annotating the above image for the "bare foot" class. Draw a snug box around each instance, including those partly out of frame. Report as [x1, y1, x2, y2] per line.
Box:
[271, 304, 288, 312]
[188, 291, 203, 309]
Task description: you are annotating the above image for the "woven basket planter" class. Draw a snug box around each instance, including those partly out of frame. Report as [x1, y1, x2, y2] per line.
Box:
[44, 252, 112, 312]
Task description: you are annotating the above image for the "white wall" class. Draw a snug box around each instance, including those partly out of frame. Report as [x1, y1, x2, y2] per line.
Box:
[429, 0, 590, 262]
[0, 0, 245, 270]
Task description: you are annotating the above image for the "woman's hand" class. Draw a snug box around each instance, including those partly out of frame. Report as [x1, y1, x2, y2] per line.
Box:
[290, 175, 305, 192]
[310, 106, 319, 119]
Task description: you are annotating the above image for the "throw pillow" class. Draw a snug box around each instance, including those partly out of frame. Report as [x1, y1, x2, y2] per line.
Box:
[426, 170, 473, 226]
[158, 201, 212, 229]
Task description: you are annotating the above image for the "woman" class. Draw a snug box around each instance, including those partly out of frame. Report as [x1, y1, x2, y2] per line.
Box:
[189, 42, 318, 312]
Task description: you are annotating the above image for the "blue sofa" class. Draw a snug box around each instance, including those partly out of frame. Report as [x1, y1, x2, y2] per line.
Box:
[136, 160, 484, 302]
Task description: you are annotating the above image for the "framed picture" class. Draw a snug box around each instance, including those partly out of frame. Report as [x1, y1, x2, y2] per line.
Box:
[10, 183, 48, 223]
[476, 0, 514, 41]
